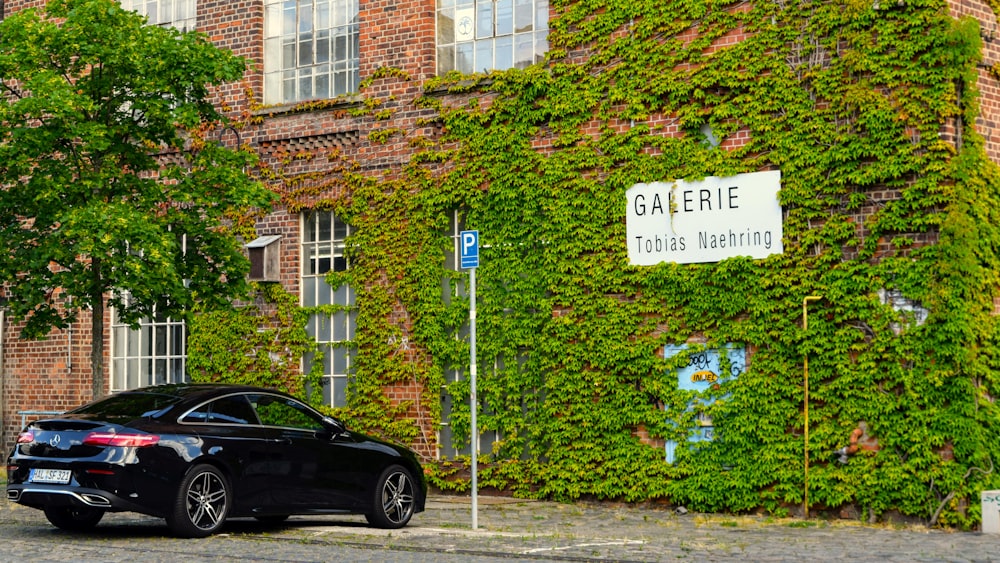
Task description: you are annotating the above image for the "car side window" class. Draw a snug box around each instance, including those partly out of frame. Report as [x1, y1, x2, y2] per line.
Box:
[181, 395, 260, 425]
[250, 394, 324, 432]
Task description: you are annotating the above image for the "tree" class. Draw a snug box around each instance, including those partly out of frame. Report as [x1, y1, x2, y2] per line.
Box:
[0, 0, 275, 399]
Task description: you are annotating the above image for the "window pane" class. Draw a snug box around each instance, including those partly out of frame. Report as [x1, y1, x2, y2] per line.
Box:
[299, 2, 313, 33]
[495, 35, 513, 70]
[537, 0, 548, 30]
[333, 216, 348, 240]
[332, 252, 346, 272]
[282, 41, 296, 69]
[318, 314, 332, 341]
[438, 45, 455, 74]
[113, 360, 126, 390]
[332, 311, 346, 341]
[303, 276, 317, 306]
[475, 39, 492, 72]
[515, 0, 532, 33]
[515, 33, 533, 68]
[283, 4, 296, 36]
[476, 1, 493, 39]
[155, 325, 167, 355]
[457, 41, 474, 73]
[171, 358, 185, 383]
[438, 9, 455, 44]
[316, 71, 330, 99]
[319, 212, 332, 240]
[299, 72, 313, 100]
[333, 346, 348, 373]
[317, 1, 330, 28]
[298, 34, 314, 66]
[496, 0, 513, 36]
[334, 284, 349, 305]
[155, 359, 167, 385]
[333, 376, 348, 406]
[317, 33, 331, 63]
[318, 277, 332, 305]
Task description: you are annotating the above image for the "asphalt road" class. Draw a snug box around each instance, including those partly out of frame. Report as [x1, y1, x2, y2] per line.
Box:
[2, 493, 999, 562]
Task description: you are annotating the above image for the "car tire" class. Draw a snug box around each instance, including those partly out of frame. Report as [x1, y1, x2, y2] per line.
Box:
[365, 464, 416, 529]
[166, 464, 230, 538]
[43, 506, 104, 531]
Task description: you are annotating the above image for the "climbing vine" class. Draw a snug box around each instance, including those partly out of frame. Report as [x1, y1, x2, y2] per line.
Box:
[187, 283, 323, 403]
[189, 0, 1000, 526]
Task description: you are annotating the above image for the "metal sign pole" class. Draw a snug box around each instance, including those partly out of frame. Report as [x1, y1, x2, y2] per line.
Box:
[470, 266, 478, 530]
[460, 230, 480, 531]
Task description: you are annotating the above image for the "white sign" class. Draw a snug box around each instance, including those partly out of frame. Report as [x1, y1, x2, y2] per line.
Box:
[455, 7, 475, 42]
[626, 171, 783, 265]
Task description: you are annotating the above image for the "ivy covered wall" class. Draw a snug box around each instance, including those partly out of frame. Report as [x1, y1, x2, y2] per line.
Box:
[190, 0, 1000, 526]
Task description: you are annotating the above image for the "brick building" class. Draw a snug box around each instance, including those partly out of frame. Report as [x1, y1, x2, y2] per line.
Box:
[2, 0, 1000, 491]
[0, 0, 552, 458]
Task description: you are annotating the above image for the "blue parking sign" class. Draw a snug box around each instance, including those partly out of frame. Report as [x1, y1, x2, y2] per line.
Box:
[460, 230, 479, 268]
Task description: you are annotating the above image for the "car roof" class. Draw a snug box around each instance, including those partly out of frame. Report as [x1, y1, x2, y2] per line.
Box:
[119, 383, 294, 401]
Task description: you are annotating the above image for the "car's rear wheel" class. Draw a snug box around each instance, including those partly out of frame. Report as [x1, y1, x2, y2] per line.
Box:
[365, 464, 416, 529]
[166, 464, 230, 538]
[43, 506, 105, 531]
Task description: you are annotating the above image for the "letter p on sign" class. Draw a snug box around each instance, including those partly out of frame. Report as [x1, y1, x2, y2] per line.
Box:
[460, 230, 479, 268]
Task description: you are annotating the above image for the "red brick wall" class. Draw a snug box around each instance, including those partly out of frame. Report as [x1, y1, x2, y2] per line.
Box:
[950, 0, 1000, 162]
[2, 302, 108, 451]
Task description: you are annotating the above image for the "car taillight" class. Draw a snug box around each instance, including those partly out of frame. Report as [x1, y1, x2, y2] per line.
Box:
[83, 432, 160, 447]
[16, 431, 34, 444]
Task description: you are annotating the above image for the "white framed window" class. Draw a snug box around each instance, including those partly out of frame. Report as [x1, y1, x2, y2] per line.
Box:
[437, 0, 548, 75]
[302, 211, 355, 408]
[111, 303, 188, 391]
[120, 0, 197, 31]
[265, 0, 360, 105]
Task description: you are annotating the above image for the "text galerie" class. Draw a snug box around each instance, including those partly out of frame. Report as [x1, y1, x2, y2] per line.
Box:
[631, 185, 774, 253]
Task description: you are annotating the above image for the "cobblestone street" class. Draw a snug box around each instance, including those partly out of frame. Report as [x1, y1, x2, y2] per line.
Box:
[2, 493, 998, 562]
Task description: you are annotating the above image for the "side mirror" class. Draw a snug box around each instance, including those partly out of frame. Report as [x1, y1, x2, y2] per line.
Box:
[322, 416, 347, 436]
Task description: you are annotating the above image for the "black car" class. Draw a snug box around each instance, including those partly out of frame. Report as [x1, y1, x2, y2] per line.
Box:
[5, 384, 426, 537]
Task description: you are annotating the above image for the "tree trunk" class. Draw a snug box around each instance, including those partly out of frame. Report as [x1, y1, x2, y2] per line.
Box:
[90, 257, 105, 400]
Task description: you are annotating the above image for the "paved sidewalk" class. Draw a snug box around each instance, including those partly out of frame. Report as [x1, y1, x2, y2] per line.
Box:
[260, 493, 999, 562]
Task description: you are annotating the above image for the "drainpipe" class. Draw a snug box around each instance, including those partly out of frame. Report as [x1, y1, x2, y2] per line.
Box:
[802, 295, 821, 519]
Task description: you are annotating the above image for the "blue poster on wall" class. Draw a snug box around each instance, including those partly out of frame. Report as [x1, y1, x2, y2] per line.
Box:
[664, 343, 745, 464]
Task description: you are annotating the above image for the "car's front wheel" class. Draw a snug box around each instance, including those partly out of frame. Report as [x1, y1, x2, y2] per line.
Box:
[43, 506, 104, 531]
[166, 464, 230, 538]
[365, 464, 416, 529]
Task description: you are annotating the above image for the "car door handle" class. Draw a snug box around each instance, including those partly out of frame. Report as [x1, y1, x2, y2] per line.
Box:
[274, 438, 292, 445]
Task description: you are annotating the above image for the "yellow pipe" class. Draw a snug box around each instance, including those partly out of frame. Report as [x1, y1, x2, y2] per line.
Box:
[802, 295, 821, 519]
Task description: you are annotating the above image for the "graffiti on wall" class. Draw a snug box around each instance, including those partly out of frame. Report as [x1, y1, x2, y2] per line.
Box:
[664, 343, 746, 464]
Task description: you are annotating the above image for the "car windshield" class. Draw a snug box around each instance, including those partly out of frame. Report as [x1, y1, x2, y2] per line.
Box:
[69, 392, 183, 418]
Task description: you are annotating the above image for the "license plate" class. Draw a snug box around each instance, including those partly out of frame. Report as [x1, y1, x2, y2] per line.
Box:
[29, 468, 72, 484]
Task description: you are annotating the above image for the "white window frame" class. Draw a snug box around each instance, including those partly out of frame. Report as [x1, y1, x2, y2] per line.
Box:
[301, 211, 355, 408]
[111, 299, 188, 391]
[264, 0, 360, 105]
[120, 0, 197, 31]
[436, 0, 549, 75]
